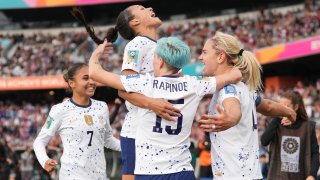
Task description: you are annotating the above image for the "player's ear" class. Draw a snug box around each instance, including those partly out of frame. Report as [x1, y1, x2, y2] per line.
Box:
[129, 18, 140, 27]
[218, 52, 226, 64]
[68, 80, 76, 89]
[159, 57, 165, 68]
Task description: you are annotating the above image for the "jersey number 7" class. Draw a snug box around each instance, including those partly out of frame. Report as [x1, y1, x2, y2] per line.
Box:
[152, 99, 184, 135]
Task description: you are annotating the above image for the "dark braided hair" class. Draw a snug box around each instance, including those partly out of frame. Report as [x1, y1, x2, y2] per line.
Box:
[71, 7, 118, 44]
[71, 7, 136, 45]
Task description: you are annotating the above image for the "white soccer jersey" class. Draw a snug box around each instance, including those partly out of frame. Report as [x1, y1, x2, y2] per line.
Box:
[33, 99, 120, 180]
[121, 36, 157, 138]
[120, 74, 217, 175]
[208, 82, 262, 180]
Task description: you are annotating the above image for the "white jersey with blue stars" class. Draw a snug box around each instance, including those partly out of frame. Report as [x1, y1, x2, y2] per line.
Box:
[120, 74, 217, 175]
[121, 36, 157, 139]
[33, 98, 120, 180]
[209, 82, 262, 180]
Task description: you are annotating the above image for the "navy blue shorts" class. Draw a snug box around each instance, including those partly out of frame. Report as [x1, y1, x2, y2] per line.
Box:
[120, 136, 136, 174]
[135, 171, 196, 180]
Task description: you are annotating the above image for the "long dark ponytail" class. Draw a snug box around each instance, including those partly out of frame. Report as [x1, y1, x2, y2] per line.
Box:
[71, 7, 136, 45]
[70, 7, 118, 44]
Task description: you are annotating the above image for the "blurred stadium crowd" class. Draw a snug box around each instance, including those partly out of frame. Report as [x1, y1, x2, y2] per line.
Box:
[0, 2, 319, 77]
[1, 80, 320, 179]
[0, 1, 320, 179]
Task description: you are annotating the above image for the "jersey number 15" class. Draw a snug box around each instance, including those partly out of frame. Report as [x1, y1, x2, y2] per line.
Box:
[152, 99, 184, 135]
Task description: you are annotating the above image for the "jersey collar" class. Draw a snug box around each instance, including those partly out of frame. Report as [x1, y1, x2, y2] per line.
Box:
[138, 35, 157, 43]
[161, 75, 180, 78]
[70, 98, 92, 108]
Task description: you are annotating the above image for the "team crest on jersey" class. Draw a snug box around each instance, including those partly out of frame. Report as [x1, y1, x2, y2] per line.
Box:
[46, 116, 54, 129]
[84, 115, 93, 126]
[126, 50, 139, 63]
[224, 85, 236, 95]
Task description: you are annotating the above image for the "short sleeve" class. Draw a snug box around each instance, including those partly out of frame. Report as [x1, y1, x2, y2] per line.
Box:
[194, 76, 217, 97]
[120, 74, 151, 94]
[219, 84, 240, 102]
[40, 105, 62, 137]
[253, 91, 262, 107]
[121, 39, 145, 72]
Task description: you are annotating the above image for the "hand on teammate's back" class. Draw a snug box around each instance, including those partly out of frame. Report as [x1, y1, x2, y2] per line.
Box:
[148, 98, 181, 122]
[198, 104, 236, 132]
[44, 159, 58, 174]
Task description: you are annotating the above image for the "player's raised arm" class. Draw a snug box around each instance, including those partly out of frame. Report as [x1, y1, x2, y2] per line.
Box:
[256, 98, 296, 122]
[214, 67, 242, 90]
[88, 40, 125, 91]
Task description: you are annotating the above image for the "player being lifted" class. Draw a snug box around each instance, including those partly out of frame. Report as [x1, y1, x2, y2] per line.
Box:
[33, 63, 120, 180]
[88, 37, 241, 179]
[71, 6, 179, 180]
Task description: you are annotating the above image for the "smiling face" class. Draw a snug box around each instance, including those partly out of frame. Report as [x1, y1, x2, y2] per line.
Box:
[198, 39, 221, 76]
[68, 66, 96, 98]
[128, 5, 162, 28]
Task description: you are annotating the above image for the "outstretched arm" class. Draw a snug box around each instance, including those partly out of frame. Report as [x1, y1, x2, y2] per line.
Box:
[119, 69, 181, 121]
[257, 98, 296, 122]
[215, 68, 242, 90]
[88, 40, 125, 91]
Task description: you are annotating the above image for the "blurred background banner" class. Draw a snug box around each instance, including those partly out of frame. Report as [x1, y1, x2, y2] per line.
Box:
[255, 36, 320, 64]
[0, 76, 66, 90]
[0, 0, 140, 10]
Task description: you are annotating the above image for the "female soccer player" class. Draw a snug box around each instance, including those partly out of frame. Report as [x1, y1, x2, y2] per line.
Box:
[33, 63, 120, 180]
[72, 6, 179, 179]
[197, 32, 296, 179]
[88, 37, 241, 179]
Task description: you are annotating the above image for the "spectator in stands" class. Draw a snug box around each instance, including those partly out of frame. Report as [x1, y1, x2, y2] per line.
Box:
[1, 2, 320, 77]
[261, 90, 319, 180]
[20, 145, 34, 180]
[0, 137, 11, 180]
[311, 100, 320, 121]
[109, 98, 123, 125]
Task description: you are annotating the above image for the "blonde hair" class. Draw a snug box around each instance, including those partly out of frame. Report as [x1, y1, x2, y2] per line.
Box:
[210, 31, 263, 91]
